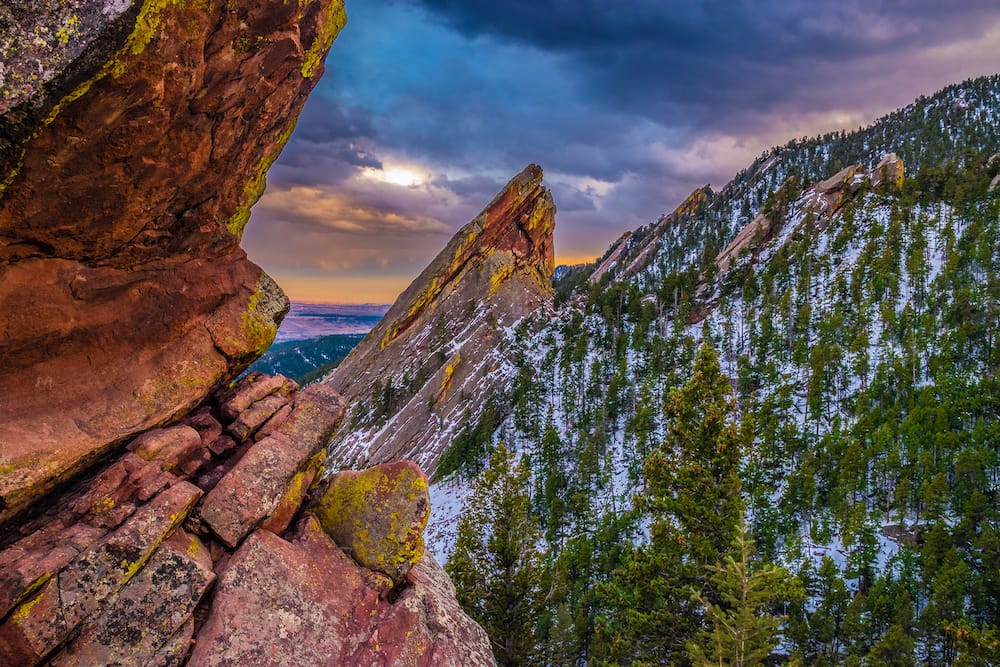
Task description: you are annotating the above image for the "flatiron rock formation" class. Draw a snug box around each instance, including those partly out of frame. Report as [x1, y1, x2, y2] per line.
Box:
[322, 164, 556, 476]
[0, 0, 345, 523]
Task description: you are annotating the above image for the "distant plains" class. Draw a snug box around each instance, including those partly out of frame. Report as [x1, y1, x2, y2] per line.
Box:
[276, 302, 390, 343]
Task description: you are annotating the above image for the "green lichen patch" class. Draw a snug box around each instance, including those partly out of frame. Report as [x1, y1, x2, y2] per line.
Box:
[226, 119, 299, 240]
[300, 0, 347, 79]
[313, 462, 430, 583]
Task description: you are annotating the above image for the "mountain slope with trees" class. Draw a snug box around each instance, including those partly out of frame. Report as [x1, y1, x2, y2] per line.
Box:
[428, 74, 1000, 666]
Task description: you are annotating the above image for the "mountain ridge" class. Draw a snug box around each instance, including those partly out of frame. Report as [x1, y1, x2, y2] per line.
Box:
[329, 72, 1000, 665]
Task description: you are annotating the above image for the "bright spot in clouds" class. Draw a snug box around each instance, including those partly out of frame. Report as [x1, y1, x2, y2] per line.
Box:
[241, 1, 1000, 304]
[363, 164, 428, 187]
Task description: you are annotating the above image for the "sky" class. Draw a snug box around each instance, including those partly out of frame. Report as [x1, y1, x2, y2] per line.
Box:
[242, 0, 1000, 304]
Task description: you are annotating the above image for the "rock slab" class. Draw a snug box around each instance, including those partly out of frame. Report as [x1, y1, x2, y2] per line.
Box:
[0, 0, 347, 526]
[323, 165, 557, 475]
[189, 515, 495, 667]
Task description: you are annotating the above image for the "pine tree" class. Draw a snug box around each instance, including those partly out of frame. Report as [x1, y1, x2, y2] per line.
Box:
[687, 518, 800, 667]
[595, 343, 745, 664]
[647, 343, 745, 568]
[446, 444, 544, 666]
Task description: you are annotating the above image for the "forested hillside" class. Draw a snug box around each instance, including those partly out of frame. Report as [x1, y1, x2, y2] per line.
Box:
[440, 74, 1000, 665]
[248, 332, 362, 384]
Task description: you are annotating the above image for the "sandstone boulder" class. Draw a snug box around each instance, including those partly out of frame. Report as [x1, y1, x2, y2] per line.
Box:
[0, 482, 202, 664]
[130, 426, 204, 473]
[312, 461, 431, 582]
[50, 529, 215, 667]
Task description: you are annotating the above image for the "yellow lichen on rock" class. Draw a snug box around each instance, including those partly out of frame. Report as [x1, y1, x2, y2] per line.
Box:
[311, 461, 430, 583]
[301, 0, 348, 78]
[488, 261, 515, 297]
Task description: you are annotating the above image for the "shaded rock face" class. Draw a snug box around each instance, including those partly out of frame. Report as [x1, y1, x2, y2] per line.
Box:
[324, 165, 556, 475]
[0, 0, 347, 524]
[0, 374, 495, 666]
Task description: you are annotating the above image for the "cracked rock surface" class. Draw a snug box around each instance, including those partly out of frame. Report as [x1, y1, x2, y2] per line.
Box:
[0, 0, 345, 523]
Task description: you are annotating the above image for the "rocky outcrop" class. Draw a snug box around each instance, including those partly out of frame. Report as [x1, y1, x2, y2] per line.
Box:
[0, 375, 496, 666]
[798, 153, 904, 222]
[189, 514, 493, 667]
[323, 165, 556, 476]
[589, 232, 632, 284]
[592, 186, 712, 283]
[715, 212, 774, 274]
[870, 153, 905, 191]
[715, 154, 905, 276]
[1, 2, 497, 663]
[0, 0, 347, 524]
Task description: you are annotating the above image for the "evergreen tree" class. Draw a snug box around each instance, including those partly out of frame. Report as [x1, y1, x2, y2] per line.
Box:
[596, 343, 745, 664]
[447, 444, 544, 666]
[687, 518, 800, 666]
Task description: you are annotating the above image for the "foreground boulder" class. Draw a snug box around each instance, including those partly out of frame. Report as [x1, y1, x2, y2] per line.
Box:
[0, 0, 346, 524]
[190, 515, 494, 667]
[311, 461, 431, 583]
[0, 375, 496, 666]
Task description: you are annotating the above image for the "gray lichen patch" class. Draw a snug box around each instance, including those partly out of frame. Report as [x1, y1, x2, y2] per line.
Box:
[0, 0, 134, 113]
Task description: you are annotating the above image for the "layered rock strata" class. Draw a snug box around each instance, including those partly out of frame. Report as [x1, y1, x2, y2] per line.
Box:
[0, 0, 346, 524]
[0, 374, 495, 666]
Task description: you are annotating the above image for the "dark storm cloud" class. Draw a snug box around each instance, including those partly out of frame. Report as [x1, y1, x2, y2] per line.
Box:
[293, 99, 378, 145]
[429, 173, 503, 199]
[413, 0, 998, 56]
[549, 181, 597, 213]
[411, 0, 1000, 129]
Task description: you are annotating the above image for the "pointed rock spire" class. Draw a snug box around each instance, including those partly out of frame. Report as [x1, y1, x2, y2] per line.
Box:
[323, 165, 557, 474]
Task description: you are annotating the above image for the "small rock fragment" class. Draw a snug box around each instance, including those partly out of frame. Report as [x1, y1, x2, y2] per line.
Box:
[130, 426, 204, 473]
[227, 394, 290, 442]
[218, 373, 297, 423]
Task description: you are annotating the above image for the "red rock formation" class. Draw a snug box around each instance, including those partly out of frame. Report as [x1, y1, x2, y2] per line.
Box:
[189, 514, 493, 667]
[322, 165, 556, 475]
[0, 2, 498, 662]
[0, 375, 496, 666]
[714, 155, 907, 277]
[0, 0, 347, 524]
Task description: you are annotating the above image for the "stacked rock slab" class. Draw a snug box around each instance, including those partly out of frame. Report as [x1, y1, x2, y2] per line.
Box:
[0, 0, 346, 524]
[0, 374, 496, 666]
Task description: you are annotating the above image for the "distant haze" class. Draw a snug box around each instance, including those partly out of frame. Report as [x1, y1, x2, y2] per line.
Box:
[275, 302, 389, 343]
[243, 1, 1000, 304]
